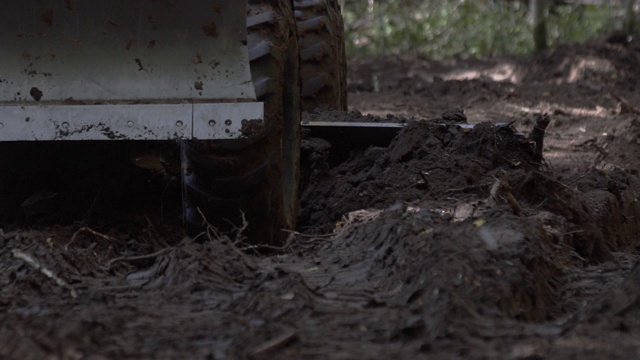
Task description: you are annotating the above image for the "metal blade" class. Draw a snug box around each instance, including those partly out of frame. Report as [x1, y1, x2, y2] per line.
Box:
[302, 121, 406, 148]
[0, 0, 254, 103]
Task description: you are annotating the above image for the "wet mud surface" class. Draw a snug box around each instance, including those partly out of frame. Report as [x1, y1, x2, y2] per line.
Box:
[3, 38, 640, 359]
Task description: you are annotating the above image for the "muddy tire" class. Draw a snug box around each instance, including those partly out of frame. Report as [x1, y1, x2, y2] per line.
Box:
[295, 0, 347, 111]
[181, 0, 300, 245]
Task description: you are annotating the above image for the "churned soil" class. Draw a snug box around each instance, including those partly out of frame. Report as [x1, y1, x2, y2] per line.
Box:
[3, 37, 640, 359]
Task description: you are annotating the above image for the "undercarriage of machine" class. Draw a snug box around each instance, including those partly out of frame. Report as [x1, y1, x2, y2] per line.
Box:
[0, 0, 347, 245]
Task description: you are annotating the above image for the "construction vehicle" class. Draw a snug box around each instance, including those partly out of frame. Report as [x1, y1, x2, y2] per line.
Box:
[0, 0, 347, 245]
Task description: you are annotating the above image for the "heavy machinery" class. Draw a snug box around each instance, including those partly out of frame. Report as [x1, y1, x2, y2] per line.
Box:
[0, 0, 347, 245]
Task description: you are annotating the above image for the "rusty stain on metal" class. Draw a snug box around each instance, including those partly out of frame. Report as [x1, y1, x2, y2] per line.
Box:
[201, 21, 218, 38]
[30, 87, 43, 101]
[42, 9, 54, 27]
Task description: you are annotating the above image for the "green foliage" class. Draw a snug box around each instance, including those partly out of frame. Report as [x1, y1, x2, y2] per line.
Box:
[342, 0, 619, 59]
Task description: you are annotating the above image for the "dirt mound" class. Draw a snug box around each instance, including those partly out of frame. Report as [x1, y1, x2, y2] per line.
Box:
[301, 112, 538, 234]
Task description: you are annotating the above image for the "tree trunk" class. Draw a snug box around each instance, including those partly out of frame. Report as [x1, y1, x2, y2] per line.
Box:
[531, 0, 548, 51]
[625, 0, 636, 36]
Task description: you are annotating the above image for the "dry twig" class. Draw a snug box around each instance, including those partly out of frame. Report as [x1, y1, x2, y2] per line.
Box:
[65, 227, 116, 249]
[105, 248, 172, 267]
[196, 208, 259, 267]
[143, 216, 171, 248]
[445, 182, 493, 194]
[12, 249, 78, 298]
[532, 170, 575, 192]
[248, 330, 297, 358]
[238, 231, 297, 253]
[488, 172, 523, 216]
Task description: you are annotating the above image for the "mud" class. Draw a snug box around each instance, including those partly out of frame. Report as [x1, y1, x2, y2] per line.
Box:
[3, 38, 640, 359]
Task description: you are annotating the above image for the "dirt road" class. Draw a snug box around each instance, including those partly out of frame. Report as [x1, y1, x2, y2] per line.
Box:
[2, 38, 640, 359]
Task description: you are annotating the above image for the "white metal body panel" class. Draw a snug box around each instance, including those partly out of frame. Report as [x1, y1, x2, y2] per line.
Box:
[0, 1, 263, 141]
[0, 102, 263, 141]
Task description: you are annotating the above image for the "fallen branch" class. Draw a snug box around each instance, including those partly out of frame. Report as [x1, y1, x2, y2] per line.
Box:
[12, 249, 78, 298]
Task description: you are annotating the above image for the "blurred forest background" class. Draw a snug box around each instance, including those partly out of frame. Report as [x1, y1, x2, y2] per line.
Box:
[340, 0, 639, 59]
